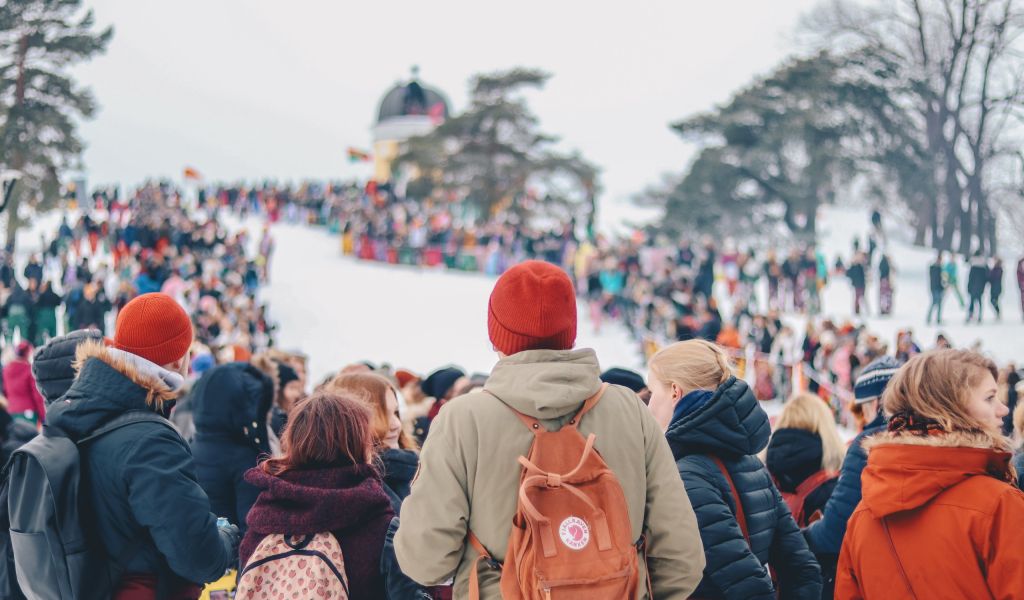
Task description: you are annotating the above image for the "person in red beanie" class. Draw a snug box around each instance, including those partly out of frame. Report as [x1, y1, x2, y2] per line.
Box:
[38, 293, 240, 600]
[3, 341, 46, 426]
[396, 260, 705, 599]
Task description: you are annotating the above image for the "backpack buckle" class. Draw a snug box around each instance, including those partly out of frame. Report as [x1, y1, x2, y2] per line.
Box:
[484, 557, 502, 571]
[545, 473, 562, 488]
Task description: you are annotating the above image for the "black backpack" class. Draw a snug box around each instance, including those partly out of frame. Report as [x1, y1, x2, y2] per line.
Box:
[4, 411, 175, 600]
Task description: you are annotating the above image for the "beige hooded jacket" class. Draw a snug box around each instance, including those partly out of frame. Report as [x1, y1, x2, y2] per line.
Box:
[395, 349, 705, 598]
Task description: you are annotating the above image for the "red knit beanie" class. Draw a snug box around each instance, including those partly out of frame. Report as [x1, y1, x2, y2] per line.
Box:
[488, 260, 577, 356]
[114, 293, 194, 366]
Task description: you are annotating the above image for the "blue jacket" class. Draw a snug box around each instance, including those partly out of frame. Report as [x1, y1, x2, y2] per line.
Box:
[803, 412, 886, 555]
[46, 342, 234, 586]
[666, 377, 821, 600]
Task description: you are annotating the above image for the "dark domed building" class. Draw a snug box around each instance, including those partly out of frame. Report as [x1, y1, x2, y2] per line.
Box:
[373, 67, 450, 181]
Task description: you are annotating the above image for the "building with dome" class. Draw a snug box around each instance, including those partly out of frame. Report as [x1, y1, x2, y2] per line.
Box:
[372, 67, 450, 182]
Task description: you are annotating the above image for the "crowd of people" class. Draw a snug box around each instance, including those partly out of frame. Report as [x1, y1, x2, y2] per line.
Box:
[0, 182, 275, 428]
[0, 186, 1021, 600]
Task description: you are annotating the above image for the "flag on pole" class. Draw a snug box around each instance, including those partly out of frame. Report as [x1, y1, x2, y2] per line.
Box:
[347, 147, 372, 163]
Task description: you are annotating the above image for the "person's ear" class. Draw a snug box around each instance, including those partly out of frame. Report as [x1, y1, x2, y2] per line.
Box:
[671, 383, 682, 402]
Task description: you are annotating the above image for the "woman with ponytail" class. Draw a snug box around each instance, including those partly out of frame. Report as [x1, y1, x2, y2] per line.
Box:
[836, 350, 1024, 599]
[649, 339, 821, 600]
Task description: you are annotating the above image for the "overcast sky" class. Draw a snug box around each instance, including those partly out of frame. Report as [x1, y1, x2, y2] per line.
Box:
[73, 0, 821, 221]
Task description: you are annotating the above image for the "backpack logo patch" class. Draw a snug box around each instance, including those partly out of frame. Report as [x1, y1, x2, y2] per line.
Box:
[558, 516, 590, 550]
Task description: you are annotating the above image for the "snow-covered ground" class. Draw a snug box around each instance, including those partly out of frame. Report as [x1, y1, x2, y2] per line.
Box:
[264, 203, 1023, 387]
[263, 223, 642, 385]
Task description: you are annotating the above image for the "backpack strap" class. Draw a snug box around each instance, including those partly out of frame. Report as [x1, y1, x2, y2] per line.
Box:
[709, 456, 749, 541]
[881, 517, 917, 600]
[79, 410, 178, 445]
[710, 456, 779, 592]
[466, 530, 498, 600]
[791, 470, 836, 523]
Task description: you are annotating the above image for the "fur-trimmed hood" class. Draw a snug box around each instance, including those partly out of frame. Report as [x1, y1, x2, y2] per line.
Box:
[860, 430, 1015, 518]
[46, 339, 185, 440]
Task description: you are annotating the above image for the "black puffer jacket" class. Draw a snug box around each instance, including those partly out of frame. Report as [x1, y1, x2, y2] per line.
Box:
[190, 362, 273, 535]
[666, 377, 821, 600]
[45, 340, 235, 588]
[766, 429, 837, 524]
[31, 329, 104, 404]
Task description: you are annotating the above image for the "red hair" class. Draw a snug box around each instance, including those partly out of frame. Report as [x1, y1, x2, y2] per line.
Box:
[261, 391, 373, 476]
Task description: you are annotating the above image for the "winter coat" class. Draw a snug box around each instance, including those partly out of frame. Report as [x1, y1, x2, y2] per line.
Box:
[45, 340, 235, 589]
[190, 363, 274, 536]
[804, 413, 886, 555]
[3, 360, 46, 423]
[766, 428, 837, 523]
[395, 349, 706, 599]
[989, 264, 1004, 298]
[240, 464, 396, 600]
[71, 296, 111, 331]
[966, 256, 989, 297]
[928, 264, 944, 293]
[379, 448, 418, 513]
[835, 432, 1024, 599]
[1018, 258, 1024, 291]
[31, 329, 105, 404]
[666, 377, 821, 600]
[846, 264, 866, 290]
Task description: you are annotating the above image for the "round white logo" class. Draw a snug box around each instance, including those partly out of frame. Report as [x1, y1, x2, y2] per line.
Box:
[558, 516, 590, 551]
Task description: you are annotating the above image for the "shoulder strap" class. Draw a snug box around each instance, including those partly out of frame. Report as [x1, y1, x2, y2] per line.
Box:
[79, 411, 177, 445]
[466, 530, 498, 600]
[710, 456, 749, 541]
[882, 517, 917, 600]
[794, 470, 836, 499]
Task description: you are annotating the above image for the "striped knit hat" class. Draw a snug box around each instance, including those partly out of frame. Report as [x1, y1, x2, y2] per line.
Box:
[853, 355, 902, 404]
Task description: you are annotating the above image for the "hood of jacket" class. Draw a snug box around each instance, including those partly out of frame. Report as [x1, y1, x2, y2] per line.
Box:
[482, 349, 603, 420]
[190, 362, 273, 434]
[665, 377, 770, 459]
[45, 339, 184, 440]
[243, 463, 394, 535]
[860, 430, 1014, 518]
[32, 329, 105, 405]
[766, 428, 824, 493]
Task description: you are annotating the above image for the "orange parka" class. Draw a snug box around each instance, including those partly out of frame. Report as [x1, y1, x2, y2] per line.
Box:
[836, 431, 1024, 600]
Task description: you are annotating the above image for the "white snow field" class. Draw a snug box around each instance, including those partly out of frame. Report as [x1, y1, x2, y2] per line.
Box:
[262, 222, 641, 385]
[263, 203, 1023, 387]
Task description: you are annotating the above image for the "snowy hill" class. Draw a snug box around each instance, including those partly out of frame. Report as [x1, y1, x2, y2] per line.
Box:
[263, 203, 1022, 386]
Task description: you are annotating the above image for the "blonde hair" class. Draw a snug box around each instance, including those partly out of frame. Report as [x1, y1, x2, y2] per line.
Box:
[325, 373, 417, 451]
[649, 339, 733, 396]
[776, 393, 846, 472]
[883, 349, 999, 435]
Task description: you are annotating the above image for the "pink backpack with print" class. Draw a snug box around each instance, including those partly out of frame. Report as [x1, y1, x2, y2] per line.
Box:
[236, 533, 349, 600]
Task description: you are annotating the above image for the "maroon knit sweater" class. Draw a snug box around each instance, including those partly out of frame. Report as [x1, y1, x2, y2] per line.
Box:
[240, 464, 395, 599]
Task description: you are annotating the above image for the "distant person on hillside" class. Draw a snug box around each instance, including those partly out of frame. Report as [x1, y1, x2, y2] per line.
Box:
[966, 250, 990, 324]
[877, 253, 893, 316]
[989, 258, 1004, 321]
[927, 252, 946, 325]
[1017, 256, 1024, 320]
[846, 252, 867, 316]
[942, 253, 965, 308]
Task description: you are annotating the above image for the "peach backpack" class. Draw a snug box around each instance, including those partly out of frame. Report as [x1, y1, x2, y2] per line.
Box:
[468, 384, 644, 599]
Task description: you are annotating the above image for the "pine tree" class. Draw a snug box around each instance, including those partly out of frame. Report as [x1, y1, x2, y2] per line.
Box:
[0, 0, 112, 249]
